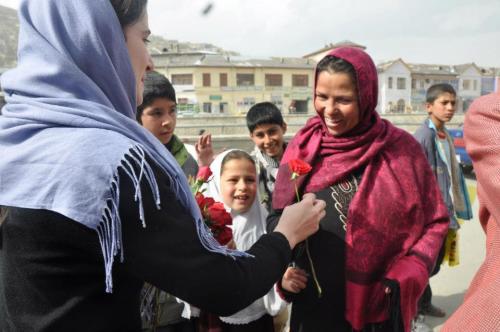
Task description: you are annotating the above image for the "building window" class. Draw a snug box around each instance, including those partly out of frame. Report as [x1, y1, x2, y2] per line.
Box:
[397, 78, 406, 90]
[219, 102, 228, 113]
[411, 79, 416, 89]
[203, 102, 212, 113]
[397, 99, 405, 113]
[388, 102, 394, 113]
[243, 97, 255, 108]
[171, 74, 193, 85]
[473, 80, 478, 91]
[271, 95, 283, 109]
[236, 74, 255, 87]
[202, 73, 211, 87]
[463, 79, 471, 90]
[292, 74, 309, 87]
[388, 77, 393, 89]
[265, 74, 283, 87]
[220, 73, 228, 87]
[420, 80, 425, 89]
[289, 100, 308, 113]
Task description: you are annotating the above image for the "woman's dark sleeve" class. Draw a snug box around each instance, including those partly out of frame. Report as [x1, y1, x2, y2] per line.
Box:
[266, 207, 302, 302]
[118, 159, 291, 317]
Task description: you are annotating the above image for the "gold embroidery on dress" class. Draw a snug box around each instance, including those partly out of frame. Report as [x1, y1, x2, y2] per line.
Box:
[330, 174, 359, 231]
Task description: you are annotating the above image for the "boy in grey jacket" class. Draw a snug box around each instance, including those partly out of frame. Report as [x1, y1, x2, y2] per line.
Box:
[414, 83, 473, 322]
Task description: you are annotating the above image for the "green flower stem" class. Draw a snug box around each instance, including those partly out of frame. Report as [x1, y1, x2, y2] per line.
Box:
[294, 182, 322, 298]
[295, 184, 300, 203]
[306, 238, 322, 297]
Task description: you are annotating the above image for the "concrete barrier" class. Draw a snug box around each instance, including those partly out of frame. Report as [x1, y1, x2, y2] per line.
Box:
[176, 113, 465, 152]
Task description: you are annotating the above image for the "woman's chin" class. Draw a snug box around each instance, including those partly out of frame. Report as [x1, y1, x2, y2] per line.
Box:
[327, 125, 345, 137]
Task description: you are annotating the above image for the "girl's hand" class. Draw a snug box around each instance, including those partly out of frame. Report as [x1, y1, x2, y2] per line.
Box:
[196, 133, 214, 167]
[281, 267, 308, 293]
[226, 239, 237, 250]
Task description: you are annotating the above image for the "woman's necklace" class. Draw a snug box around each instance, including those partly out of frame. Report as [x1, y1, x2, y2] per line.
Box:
[330, 174, 359, 231]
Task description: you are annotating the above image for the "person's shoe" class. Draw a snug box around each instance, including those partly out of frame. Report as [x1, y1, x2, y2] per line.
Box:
[421, 303, 446, 317]
[411, 314, 432, 332]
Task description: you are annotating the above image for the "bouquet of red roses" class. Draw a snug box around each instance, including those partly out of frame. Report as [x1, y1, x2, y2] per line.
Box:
[192, 166, 233, 246]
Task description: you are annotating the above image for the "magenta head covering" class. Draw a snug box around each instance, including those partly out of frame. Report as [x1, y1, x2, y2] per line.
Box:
[314, 47, 379, 135]
[274, 47, 449, 331]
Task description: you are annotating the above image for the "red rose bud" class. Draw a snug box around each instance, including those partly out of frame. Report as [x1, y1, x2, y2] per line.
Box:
[196, 166, 213, 182]
[208, 202, 232, 227]
[288, 159, 312, 180]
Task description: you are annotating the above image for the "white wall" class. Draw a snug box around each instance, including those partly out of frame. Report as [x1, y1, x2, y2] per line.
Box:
[378, 61, 412, 113]
[458, 66, 482, 99]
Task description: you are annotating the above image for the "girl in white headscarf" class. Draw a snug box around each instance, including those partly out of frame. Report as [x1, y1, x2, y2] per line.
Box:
[195, 149, 287, 331]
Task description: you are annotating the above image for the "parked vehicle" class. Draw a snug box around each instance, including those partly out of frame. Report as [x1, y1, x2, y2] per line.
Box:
[448, 127, 473, 173]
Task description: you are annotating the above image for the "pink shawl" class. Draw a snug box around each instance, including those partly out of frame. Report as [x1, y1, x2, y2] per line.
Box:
[442, 93, 500, 331]
[273, 47, 450, 331]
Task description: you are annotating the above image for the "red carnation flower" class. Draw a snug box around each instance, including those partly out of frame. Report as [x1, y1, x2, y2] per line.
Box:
[288, 159, 312, 180]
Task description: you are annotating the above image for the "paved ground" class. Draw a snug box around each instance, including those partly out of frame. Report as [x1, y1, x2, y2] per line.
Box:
[425, 177, 485, 331]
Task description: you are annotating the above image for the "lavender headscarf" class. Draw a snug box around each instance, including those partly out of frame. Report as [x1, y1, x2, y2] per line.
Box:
[0, 0, 245, 293]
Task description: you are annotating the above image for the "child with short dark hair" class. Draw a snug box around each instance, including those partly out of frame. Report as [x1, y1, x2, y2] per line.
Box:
[137, 71, 214, 332]
[246, 102, 287, 213]
[246, 102, 289, 331]
[414, 83, 473, 327]
[137, 71, 213, 178]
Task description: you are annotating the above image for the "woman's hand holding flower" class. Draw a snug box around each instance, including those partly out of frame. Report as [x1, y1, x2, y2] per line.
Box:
[274, 193, 325, 249]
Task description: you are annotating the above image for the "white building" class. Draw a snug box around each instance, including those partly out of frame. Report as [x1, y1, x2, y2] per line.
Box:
[454, 63, 482, 111]
[377, 60, 487, 113]
[377, 59, 412, 113]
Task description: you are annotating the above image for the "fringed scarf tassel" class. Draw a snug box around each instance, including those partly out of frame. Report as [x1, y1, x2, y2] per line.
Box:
[97, 145, 251, 294]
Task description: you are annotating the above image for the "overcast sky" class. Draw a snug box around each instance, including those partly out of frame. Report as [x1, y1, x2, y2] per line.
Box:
[1, 0, 499, 67]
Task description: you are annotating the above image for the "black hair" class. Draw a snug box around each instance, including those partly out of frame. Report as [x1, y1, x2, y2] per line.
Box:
[316, 55, 357, 88]
[246, 102, 285, 133]
[109, 0, 148, 28]
[426, 83, 456, 104]
[136, 71, 176, 123]
[221, 150, 256, 176]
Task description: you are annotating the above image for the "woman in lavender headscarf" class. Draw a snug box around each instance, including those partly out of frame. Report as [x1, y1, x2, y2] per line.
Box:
[0, 1, 325, 330]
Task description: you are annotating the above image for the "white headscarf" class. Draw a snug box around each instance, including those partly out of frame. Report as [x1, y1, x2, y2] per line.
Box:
[182, 150, 286, 324]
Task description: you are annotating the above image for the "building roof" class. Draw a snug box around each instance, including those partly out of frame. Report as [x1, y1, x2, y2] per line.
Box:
[303, 40, 366, 58]
[479, 66, 500, 76]
[377, 59, 458, 76]
[152, 53, 315, 70]
[376, 58, 412, 73]
[453, 63, 482, 75]
[407, 63, 457, 76]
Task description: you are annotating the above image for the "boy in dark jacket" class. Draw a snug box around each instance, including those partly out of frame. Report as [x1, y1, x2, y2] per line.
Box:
[414, 83, 473, 325]
[246, 102, 287, 213]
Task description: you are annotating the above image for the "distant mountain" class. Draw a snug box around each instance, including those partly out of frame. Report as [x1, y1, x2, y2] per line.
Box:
[0, 5, 19, 69]
[147, 35, 239, 56]
[0, 5, 237, 69]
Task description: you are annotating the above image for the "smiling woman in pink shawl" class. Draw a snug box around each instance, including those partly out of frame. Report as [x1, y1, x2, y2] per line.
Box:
[268, 47, 450, 332]
[441, 93, 500, 332]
